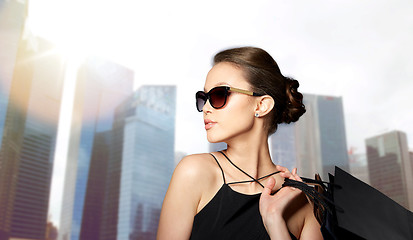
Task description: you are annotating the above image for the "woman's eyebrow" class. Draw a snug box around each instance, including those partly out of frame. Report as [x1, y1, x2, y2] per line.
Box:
[204, 82, 232, 91]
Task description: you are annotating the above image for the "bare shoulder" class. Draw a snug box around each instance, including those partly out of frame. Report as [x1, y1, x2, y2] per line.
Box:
[166, 152, 221, 205]
[176, 153, 212, 170]
[158, 153, 218, 239]
[174, 153, 218, 182]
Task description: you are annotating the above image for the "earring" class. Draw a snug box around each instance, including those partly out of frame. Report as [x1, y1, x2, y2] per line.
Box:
[255, 113, 259, 117]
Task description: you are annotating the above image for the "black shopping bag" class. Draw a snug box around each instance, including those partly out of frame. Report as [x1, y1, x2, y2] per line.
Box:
[333, 166, 413, 240]
[283, 166, 413, 240]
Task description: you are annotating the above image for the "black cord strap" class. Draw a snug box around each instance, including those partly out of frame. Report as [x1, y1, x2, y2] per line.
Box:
[227, 171, 281, 185]
[282, 178, 340, 223]
[219, 151, 266, 188]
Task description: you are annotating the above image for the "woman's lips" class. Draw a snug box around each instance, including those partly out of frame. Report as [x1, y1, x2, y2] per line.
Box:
[204, 119, 217, 130]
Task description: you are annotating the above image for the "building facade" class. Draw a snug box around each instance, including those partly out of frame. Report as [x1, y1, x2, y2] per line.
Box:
[270, 94, 349, 180]
[59, 58, 133, 240]
[269, 123, 297, 172]
[0, 0, 28, 148]
[366, 130, 413, 210]
[62, 85, 176, 240]
[0, 30, 65, 240]
[116, 85, 176, 240]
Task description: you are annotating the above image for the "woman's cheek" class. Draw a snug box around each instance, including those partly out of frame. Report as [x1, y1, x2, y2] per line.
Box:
[207, 116, 254, 143]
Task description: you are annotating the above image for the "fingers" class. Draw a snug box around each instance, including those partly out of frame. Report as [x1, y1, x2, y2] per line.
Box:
[262, 177, 276, 196]
[278, 167, 303, 183]
[276, 165, 290, 173]
[277, 166, 295, 180]
[290, 168, 304, 182]
[291, 168, 298, 180]
[276, 165, 290, 179]
[293, 171, 303, 182]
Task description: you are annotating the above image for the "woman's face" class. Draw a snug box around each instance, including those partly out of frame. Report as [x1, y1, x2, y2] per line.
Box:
[202, 62, 258, 143]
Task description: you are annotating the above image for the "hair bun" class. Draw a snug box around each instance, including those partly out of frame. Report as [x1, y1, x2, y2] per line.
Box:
[279, 77, 306, 124]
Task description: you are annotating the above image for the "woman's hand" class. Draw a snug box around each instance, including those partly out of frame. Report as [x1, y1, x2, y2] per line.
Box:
[259, 166, 303, 239]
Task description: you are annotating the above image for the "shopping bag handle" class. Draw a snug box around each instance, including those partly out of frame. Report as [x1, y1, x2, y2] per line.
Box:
[300, 177, 342, 190]
[281, 177, 344, 225]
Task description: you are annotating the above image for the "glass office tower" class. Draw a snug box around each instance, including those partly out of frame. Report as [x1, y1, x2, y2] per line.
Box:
[0, 30, 65, 240]
[59, 57, 133, 240]
[0, 0, 28, 148]
[115, 85, 176, 240]
[269, 123, 297, 172]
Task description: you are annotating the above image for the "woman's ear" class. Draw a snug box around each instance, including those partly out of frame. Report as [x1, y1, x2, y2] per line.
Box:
[255, 95, 274, 117]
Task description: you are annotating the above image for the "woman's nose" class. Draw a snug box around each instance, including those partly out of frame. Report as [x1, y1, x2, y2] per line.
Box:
[202, 98, 213, 113]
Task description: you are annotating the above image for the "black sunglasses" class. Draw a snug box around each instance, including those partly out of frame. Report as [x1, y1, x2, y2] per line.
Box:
[195, 86, 263, 112]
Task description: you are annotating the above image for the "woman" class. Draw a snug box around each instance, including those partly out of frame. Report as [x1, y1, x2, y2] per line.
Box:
[157, 47, 322, 239]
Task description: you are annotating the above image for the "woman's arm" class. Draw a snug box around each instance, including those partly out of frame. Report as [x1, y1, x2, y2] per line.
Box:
[157, 156, 203, 240]
[299, 206, 323, 240]
[259, 167, 322, 240]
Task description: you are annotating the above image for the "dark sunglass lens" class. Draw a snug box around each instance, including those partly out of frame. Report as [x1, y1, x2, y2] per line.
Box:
[196, 91, 207, 111]
[209, 87, 227, 109]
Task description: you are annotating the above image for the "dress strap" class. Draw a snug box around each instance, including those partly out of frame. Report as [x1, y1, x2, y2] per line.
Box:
[226, 171, 280, 185]
[210, 153, 226, 184]
[218, 151, 266, 188]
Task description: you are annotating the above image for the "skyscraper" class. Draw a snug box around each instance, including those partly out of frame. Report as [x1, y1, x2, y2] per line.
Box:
[270, 94, 349, 179]
[59, 57, 133, 240]
[366, 130, 413, 210]
[269, 123, 297, 172]
[114, 85, 176, 240]
[0, 30, 65, 240]
[410, 151, 413, 179]
[79, 130, 111, 240]
[0, 0, 28, 148]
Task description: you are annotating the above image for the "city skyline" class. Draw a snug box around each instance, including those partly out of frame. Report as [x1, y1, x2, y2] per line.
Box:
[1, 0, 413, 237]
[26, 0, 413, 158]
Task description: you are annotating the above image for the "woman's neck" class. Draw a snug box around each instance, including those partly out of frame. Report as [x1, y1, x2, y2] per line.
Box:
[223, 130, 274, 179]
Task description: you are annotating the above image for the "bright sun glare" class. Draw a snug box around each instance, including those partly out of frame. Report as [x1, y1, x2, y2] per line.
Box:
[28, 0, 131, 62]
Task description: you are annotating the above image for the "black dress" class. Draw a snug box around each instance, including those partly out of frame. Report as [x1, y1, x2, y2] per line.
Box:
[190, 151, 298, 240]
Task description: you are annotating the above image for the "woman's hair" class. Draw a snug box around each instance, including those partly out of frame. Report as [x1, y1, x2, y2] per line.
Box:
[213, 46, 306, 134]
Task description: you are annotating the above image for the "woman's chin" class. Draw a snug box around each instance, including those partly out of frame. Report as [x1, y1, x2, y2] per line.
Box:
[207, 138, 219, 143]
[206, 134, 224, 143]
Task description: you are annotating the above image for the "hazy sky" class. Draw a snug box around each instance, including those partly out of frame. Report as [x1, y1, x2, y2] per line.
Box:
[27, 0, 413, 226]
